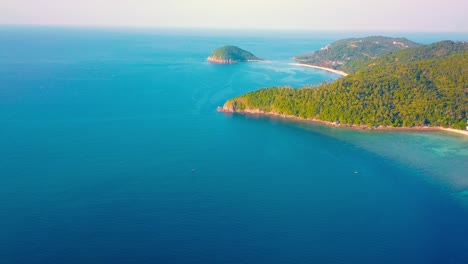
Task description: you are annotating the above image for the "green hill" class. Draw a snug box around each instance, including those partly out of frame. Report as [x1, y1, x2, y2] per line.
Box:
[357, 40, 468, 72]
[221, 42, 468, 130]
[293, 36, 420, 73]
[208, 45, 262, 64]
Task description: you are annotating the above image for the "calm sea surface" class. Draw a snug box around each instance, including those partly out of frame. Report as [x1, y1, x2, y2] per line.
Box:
[1, 27, 468, 264]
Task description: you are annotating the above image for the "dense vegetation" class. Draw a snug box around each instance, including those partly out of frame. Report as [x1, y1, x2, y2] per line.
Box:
[224, 42, 468, 129]
[357, 40, 468, 71]
[294, 36, 420, 73]
[209, 45, 261, 62]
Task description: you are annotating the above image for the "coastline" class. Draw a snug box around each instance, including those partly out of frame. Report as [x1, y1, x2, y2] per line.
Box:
[439, 128, 468, 136]
[290, 63, 348, 76]
[207, 56, 239, 64]
[217, 58, 467, 137]
[217, 107, 468, 136]
[207, 57, 265, 64]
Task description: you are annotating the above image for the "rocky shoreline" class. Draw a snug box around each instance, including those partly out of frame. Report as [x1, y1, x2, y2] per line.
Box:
[207, 56, 264, 64]
[217, 106, 468, 135]
[207, 56, 240, 64]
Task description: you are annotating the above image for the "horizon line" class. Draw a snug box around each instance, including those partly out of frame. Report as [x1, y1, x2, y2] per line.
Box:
[1, 23, 468, 34]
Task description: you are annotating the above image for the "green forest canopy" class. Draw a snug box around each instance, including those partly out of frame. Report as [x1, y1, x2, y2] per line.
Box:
[224, 41, 468, 129]
[294, 36, 421, 73]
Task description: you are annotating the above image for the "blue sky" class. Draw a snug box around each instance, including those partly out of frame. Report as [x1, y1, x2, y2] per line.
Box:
[1, 0, 467, 32]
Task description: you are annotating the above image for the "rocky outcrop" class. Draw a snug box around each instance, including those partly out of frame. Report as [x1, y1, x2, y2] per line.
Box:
[207, 56, 239, 64]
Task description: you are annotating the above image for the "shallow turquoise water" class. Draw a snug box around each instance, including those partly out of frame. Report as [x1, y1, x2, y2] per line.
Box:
[1, 27, 468, 263]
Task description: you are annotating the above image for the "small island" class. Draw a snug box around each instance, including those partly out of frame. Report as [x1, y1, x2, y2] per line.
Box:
[207, 45, 262, 64]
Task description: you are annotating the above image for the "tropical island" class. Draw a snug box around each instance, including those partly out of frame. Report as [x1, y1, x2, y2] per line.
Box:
[207, 45, 263, 64]
[293, 36, 420, 74]
[218, 39, 468, 134]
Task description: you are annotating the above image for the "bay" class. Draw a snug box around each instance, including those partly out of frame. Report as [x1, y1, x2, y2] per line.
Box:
[1, 26, 467, 264]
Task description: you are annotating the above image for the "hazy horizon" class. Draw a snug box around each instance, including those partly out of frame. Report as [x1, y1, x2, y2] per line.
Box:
[2, 0, 467, 32]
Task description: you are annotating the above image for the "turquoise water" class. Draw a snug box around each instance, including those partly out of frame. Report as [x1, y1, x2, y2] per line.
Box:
[1, 27, 468, 263]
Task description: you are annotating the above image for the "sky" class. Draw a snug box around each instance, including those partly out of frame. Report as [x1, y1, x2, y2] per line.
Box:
[1, 0, 467, 32]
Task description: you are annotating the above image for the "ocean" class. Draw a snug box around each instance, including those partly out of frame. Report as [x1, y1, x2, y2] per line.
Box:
[1, 26, 468, 264]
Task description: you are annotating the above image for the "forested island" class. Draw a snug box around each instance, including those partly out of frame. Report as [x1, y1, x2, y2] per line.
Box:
[219, 40, 468, 132]
[208, 45, 262, 64]
[293, 36, 420, 74]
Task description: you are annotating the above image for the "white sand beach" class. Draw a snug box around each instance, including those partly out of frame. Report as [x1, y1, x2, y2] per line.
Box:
[290, 63, 348, 76]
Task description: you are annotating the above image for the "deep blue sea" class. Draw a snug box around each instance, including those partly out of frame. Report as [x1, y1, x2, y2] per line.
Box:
[1, 26, 468, 264]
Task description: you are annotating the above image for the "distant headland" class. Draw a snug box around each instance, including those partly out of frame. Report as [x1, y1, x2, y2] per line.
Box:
[207, 45, 263, 64]
[293, 36, 420, 74]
